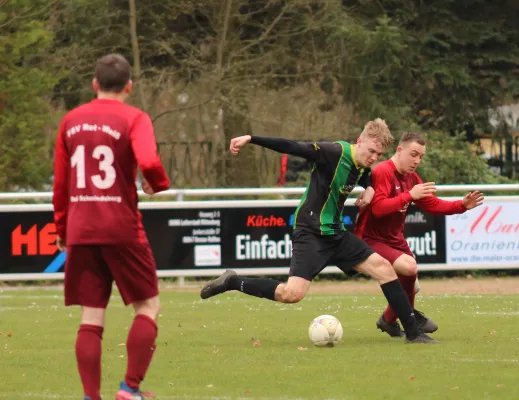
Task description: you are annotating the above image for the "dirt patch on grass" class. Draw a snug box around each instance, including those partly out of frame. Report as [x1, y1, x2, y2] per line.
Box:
[305, 277, 519, 295]
[162, 277, 519, 295]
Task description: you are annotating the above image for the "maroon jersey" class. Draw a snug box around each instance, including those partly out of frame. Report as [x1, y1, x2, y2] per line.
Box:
[53, 98, 170, 245]
[355, 159, 466, 249]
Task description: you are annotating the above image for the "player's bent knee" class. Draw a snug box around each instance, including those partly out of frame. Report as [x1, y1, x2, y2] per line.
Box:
[277, 288, 305, 303]
[81, 306, 106, 327]
[276, 277, 310, 303]
[394, 254, 418, 276]
[133, 295, 160, 320]
[403, 260, 418, 276]
[363, 255, 396, 283]
[395, 259, 417, 276]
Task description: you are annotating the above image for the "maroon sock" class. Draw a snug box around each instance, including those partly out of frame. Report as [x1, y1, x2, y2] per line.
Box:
[401, 274, 417, 308]
[76, 324, 103, 400]
[383, 274, 417, 323]
[125, 315, 158, 390]
[383, 304, 399, 323]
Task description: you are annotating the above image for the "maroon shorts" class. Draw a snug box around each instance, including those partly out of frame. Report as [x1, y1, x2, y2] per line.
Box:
[64, 244, 159, 308]
[364, 239, 414, 265]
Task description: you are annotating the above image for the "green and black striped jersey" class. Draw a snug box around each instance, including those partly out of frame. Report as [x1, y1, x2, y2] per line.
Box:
[250, 137, 371, 235]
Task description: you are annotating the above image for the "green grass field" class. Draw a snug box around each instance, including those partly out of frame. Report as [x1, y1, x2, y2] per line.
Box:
[1, 285, 518, 399]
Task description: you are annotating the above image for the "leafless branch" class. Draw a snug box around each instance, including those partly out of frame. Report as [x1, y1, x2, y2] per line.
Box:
[152, 96, 216, 123]
[216, 0, 233, 77]
[229, 2, 291, 62]
[0, 0, 59, 28]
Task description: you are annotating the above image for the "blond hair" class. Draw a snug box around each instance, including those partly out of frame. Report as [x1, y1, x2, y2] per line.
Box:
[360, 118, 394, 148]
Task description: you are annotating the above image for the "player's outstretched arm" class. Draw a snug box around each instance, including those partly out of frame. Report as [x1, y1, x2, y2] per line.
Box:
[414, 177, 483, 214]
[462, 191, 485, 210]
[230, 134, 328, 162]
[131, 113, 170, 194]
[229, 135, 252, 155]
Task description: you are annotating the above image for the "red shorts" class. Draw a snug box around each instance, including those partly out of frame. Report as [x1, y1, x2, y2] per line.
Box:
[64, 244, 159, 308]
[364, 239, 414, 265]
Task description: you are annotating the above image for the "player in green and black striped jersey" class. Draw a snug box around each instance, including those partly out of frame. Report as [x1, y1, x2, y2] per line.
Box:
[200, 119, 437, 344]
[291, 140, 372, 235]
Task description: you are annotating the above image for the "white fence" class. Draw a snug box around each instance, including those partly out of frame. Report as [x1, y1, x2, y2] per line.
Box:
[1, 184, 519, 282]
[1, 183, 518, 202]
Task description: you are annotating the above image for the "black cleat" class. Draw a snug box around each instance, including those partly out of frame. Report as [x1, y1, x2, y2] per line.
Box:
[200, 270, 237, 299]
[405, 332, 439, 344]
[414, 309, 438, 334]
[376, 314, 405, 338]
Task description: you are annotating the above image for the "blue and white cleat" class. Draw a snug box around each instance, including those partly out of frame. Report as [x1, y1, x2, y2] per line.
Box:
[115, 381, 155, 400]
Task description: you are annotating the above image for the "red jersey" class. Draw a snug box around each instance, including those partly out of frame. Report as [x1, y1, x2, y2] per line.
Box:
[52, 98, 170, 245]
[355, 159, 465, 248]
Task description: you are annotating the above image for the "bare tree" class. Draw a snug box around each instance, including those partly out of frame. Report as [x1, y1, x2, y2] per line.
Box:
[128, 0, 147, 110]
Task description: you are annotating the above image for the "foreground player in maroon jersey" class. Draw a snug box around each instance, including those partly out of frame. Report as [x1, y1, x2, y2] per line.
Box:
[355, 132, 484, 338]
[53, 54, 170, 400]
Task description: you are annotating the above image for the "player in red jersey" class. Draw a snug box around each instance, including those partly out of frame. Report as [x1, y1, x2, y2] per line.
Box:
[53, 54, 170, 400]
[355, 132, 484, 338]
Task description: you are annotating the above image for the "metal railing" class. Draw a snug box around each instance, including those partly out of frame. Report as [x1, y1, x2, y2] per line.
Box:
[0, 183, 518, 203]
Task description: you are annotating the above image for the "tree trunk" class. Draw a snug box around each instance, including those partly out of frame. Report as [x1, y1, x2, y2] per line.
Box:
[220, 98, 260, 187]
[212, 0, 259, 187]
[128, 0, 147, 111]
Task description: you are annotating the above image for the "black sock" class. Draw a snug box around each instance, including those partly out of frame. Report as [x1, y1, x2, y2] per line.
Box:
[227, 276, 280, 301]
[380, 279, 419, 339]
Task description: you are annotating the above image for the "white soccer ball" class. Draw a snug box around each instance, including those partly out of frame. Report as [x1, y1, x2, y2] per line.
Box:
[308, 314, 343, 347]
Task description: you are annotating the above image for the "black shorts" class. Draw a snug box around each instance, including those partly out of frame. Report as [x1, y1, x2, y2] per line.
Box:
[289, 229, 374, 281]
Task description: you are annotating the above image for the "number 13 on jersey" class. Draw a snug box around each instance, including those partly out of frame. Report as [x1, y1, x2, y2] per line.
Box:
[71, 145, 116, 189]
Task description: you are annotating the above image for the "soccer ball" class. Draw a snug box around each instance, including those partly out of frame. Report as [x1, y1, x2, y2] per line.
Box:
[308, 314, 343, 347]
